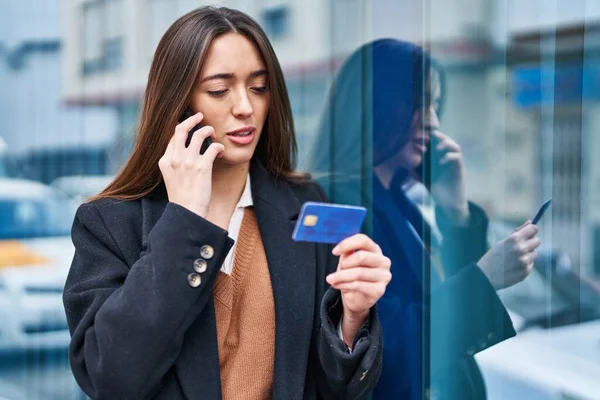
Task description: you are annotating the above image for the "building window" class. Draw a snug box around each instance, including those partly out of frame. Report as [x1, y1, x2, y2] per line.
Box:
[261, 6, 290, 39]
[82, 0, 123, 75]
[145, 0, 199, 62]
[146, 0, 177, 62]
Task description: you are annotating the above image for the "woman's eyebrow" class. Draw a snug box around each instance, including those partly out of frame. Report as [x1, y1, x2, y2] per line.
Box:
[249, 69, 267, 78]
[200, 69, 267, 83]
[200, 73, 234, 83]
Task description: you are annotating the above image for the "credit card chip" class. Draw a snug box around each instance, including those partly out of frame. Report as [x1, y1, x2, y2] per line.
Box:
[303, 215, 319, 227]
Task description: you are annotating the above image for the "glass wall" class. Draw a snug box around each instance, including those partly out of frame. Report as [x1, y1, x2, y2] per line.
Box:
[1, 0, 598, 398]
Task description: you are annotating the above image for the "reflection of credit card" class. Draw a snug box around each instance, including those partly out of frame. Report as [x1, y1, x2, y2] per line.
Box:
[292, 202, 367, 244]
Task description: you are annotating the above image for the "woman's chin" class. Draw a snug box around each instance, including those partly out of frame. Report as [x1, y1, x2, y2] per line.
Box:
[215, 149, 255, 167]
[409, 153, 423, 169]
[398, 145, 425, 171]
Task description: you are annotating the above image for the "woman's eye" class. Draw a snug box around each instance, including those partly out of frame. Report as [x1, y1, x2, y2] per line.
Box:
[207, 89, 227, 97]
[251, 86, 269, 93]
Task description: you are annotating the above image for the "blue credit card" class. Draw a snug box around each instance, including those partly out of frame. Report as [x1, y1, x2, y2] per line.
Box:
[292, 202, 367, 244]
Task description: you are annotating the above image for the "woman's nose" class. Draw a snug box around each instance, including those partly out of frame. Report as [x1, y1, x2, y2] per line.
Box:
[425, 106, 440, 129]
[232, 90, 254, 118]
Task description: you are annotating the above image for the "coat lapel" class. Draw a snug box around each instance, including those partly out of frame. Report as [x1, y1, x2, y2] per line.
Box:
[373, 177, 434, 287]
[250, 160, 317, 399]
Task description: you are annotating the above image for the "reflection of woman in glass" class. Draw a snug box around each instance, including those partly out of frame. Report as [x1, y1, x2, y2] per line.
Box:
[310, 39, 541, 399]
[63, 7, 391, 399]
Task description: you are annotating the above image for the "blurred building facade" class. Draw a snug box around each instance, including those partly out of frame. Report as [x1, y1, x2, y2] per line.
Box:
[0, 0, 117, 183]
[496, 0, 600, 278]
[61, 0, 600, 277]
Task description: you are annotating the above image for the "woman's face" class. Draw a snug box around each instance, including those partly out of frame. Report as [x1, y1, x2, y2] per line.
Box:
[397, 70, 442, 170]
[191, 32, 270, 166]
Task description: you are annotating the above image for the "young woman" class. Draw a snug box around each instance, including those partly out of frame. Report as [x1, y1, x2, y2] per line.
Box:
[63, 7, 391, 400]
[309, 39, 541, 399]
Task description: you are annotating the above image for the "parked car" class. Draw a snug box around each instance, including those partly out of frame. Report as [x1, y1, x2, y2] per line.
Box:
[0, 137, 10, 178]
[50, 175, 112, 205]
[0, 178, 75, 351]
[0, 137, 24, 179]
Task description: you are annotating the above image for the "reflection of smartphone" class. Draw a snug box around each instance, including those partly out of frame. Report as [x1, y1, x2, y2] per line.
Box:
[415, 132, 444, 185]
[292, 202, 367, 244]
[532, 199, 552, 225]
[180, 108, 212, 155]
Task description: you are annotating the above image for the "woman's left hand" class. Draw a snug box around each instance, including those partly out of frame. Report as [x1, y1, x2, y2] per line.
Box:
[429, 130, 470, 224]
[326, 234, 391, 347]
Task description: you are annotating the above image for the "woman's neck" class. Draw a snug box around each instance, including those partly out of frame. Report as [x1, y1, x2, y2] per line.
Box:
[211, 161, 250, 210]
[374, 153, 410, 190]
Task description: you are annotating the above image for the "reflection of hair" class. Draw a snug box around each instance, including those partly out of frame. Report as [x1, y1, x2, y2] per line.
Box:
[93, 7, 302, 201]
[308, 39, 444, 205]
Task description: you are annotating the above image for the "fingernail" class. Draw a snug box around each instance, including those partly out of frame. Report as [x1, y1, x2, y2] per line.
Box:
[332, 246, 340, 255]
[326, 274, 333, 283]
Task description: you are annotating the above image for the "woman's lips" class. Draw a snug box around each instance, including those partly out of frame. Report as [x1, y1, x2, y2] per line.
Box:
[226, 128, 255, 145]
[413, 141, 427, 154]
[412, 136, 429, 154]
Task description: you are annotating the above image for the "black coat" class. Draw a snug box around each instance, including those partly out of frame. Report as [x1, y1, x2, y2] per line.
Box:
[63, 159, 382, 400]
[370, 178, 516, 400]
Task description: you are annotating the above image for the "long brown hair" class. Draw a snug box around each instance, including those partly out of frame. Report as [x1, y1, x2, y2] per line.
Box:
[93, 6, 305, 202]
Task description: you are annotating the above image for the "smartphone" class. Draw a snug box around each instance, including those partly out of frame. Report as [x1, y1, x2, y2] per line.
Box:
[180, 108, 213, 155]
[415, 132, 444, 185]
[292, 201, 367, 244]
[532, 199, 552, 225]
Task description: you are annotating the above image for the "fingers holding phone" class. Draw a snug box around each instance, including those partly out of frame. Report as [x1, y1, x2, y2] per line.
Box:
[186, 125, 222, 162]
[171, 112, 207, 160]
[430, 130, 464, 171]
[159, 111, 225, 218]
[427, 130, 469, 223]
[478, 220, 541, 290]
[181, 108, 214, 155]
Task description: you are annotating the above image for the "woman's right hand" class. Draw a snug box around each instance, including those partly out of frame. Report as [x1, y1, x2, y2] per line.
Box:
[477, 220, 541, 290]
[158, 112, 225, 218]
